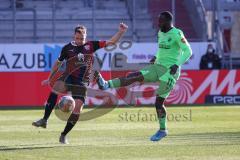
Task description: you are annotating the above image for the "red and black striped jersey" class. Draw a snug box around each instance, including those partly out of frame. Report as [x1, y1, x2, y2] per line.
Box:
[58, 40, 106, 83]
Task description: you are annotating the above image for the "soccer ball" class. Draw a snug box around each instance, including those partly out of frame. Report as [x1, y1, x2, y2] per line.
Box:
[57, 96, 75, 112]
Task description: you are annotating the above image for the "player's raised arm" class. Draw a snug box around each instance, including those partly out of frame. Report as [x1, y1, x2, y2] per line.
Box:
[175, 30, 192, 66]
[105, 22, 128, 46]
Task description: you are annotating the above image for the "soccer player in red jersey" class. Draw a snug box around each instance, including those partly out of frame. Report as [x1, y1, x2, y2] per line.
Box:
[32, 23, 128, 144]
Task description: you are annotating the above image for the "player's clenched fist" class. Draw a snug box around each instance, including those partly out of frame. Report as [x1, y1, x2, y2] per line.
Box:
[119, 22, 128, 32]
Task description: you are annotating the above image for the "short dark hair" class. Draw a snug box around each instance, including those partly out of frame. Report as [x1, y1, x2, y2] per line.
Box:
[160, 11, 173, 21]
[74, 25, 87, 34]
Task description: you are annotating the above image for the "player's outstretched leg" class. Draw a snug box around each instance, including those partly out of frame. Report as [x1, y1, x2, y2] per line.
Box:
[32, 91, 58, 128]
[59, 98, 83, 144]
[150, 96, 168, 141]
[95, 71, 144, 90]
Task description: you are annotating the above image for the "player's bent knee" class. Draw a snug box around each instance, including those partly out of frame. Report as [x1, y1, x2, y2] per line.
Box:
[155, 96, 165, 109]
[155, 103, 164, 110]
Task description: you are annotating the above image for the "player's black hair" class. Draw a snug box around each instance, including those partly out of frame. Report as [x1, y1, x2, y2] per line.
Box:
[159, 11, 173, 22]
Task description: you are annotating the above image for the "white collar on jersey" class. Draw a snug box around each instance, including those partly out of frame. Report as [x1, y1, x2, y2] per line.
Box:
[71, 41, 78, 46]
[71, 41, 88, 47]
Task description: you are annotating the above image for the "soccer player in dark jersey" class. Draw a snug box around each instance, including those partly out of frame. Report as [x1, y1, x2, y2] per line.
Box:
[32, 23, 128, 144]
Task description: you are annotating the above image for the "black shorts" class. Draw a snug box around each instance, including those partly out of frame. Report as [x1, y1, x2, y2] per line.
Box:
[58, 75, 88, 103]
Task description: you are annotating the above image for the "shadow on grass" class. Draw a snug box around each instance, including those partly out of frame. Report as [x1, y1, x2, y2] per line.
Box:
[0, 146, 56, 151]
[168, 131, 240, 143]
[0, 143, 64, 152]
[0, 143, 95, 152]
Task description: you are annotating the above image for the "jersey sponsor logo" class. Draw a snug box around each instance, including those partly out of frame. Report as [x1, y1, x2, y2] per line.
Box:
[84, 45, 90, 50]
[71, 41, 77, 46]
[75, 52, 85, 65]
[159, 44, 171, 49]
[77, 52, 84, 61]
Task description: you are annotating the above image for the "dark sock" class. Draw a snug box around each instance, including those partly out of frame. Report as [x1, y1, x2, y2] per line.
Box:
[155, 97, 167, 130]
[43, 92, 58, 120]
[61, 114, 79, 136]
[109, 72, 143, 88]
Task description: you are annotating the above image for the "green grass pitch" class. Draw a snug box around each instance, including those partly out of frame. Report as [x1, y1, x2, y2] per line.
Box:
[0, 106, 240, 160]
